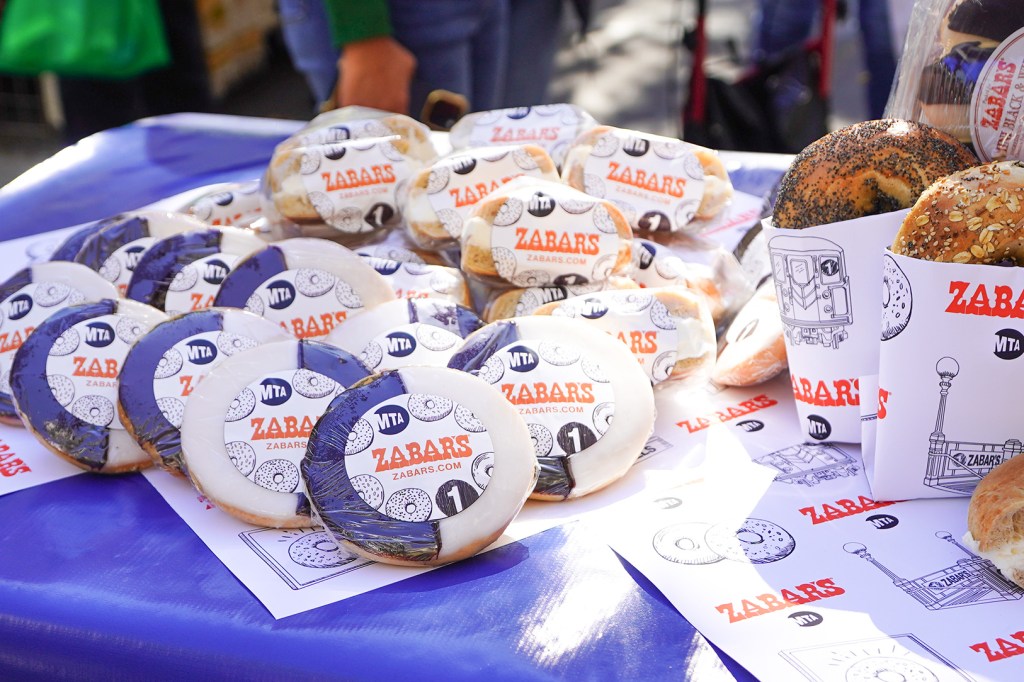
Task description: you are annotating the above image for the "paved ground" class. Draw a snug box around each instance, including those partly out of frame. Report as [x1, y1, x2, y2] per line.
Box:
[0, 0, 896, 187]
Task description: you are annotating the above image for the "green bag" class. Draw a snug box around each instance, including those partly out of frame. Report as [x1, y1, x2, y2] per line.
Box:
[0, 0, 171, 78]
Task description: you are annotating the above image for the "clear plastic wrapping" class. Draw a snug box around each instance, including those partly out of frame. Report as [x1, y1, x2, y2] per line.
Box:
[886, 0, 1024, 161]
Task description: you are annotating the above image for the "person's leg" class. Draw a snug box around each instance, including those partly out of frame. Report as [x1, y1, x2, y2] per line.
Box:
[856, 0, 898, 118]
[469, 0, 510, 111]
[752, 0, 817, 61]
[278, 0, 339, 107]
[502, 0, 564, 107]
[389, 0, 508, 116]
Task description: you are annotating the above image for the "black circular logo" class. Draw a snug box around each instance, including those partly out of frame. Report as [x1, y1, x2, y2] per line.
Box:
[384, 331, 417, 357]
[507, 107, 531, 120]
[368, 257, 401, 276]
[364, 202, 395, 229]
[623, 137, 650, 157]
[638, 211, 670, 231]
[124, 245, 147, 272]
[994, 329, 1024, 360]
[820, 258, 840, 277]
[258, 377, 292, 406]
[506, 345, 539, 372]
[375, 404, 409, 435]
[527, 192, 556, 217]
[212, 192, 234, 207]
[83, 321, 115, 348]
[201, 258, 231, 285]
[580, 297, 608, 319]
[265, 280, 296, 310]
[452, 157, 477, 175]
[736, 419, 764, 433]
[7, 293, 33, 321]
[866, 514, 899, 530]
[557, 422, 598, 454]
[788, 611, 823, 627]
[436, 480, 479, 516]
[185, 339, 218, 365]
[637, 242, 656, 270]
[552, 273, 589, 286]
[323, 143, 347, 161]
[807, 414, 831, 441]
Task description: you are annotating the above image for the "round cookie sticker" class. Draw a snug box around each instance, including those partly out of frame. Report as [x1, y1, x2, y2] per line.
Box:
[477, 339, 615, 458]
[343, 393, 495, 521]
[222, 369, 344, 494]
[245, 268, 361, 339]
[44, 313, 145, 430]
[162, 253, 241, 315]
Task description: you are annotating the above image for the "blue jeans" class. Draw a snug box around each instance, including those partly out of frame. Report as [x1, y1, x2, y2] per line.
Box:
[279, 0, 510, 118]
[753, 0, 896, 119]
[390, 0, 509, 116]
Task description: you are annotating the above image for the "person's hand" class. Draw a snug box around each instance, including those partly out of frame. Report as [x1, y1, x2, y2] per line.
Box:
[336, 36, 416, 114]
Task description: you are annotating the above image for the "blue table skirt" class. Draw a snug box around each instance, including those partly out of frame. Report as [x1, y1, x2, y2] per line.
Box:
[0, 114, 784, 680]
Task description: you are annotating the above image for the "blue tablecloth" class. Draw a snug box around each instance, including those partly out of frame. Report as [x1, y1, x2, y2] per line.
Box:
[0, 114, 786, 680]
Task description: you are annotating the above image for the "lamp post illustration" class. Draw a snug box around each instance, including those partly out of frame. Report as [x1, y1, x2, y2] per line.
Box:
[923, 356, 1023, 493]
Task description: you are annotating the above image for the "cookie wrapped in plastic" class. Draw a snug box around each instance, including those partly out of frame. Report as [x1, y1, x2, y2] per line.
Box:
[302, 366, 537, 566]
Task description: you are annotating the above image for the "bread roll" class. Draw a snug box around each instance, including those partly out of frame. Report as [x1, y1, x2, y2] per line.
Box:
[965, 452, 1024, 588]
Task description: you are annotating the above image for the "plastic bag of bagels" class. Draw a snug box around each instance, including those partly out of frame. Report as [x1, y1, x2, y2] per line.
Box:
[872, 160, 1024, 502]
[761, 119, 978, 444]
[885, 0, 1024, 162]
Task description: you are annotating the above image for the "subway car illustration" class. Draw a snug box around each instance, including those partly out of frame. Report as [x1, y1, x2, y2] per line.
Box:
[768, 235, 852, 349]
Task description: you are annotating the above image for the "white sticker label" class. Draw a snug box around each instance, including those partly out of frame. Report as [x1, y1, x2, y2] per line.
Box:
[344, 393, 494, 521]
[101, 236, 155, 295]
[45, 313, 138, 430]
[581, 130, 706, 231]
[360, 323, 462, 371]
[466, 105, 589, 164]
[0, 281, 87, 394]
[488, 184, 624, 286]
[425, 147, 540, 238]
[298, 139, 408, 234]
[245, 268, 360, 340]
[163, 253, 241, 315]
[223, 369, 343, 495]
[478, 339, 615, 458]
[151, 330, 259, 428]
[970, 27, 1024, 162]
[363, 259, 464, 303]
[548, 291, 685, 383]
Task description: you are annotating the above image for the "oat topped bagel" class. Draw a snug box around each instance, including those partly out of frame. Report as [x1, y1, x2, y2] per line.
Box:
[772, 119, 978, 229]
[891, 160, 1024, 263]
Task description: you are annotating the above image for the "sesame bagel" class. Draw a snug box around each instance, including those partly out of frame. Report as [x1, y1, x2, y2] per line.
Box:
[891, 161, 1024, 263]
[772, 119, 978, 229]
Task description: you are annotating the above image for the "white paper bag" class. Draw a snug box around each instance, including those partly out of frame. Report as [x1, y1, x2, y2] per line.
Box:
[873, 252, 1024, 501]
[762, 210, 906, 443]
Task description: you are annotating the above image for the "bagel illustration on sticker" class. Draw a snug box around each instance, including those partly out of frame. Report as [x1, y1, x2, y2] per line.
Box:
[881, 254, 912, 341]
[653, 517, 796, 565]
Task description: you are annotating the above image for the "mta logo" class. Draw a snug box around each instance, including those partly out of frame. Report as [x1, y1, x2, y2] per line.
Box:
[84, 322, 115, 348]
[637, 242, 655, 270]
[202, 259, 230, 285]
[259, 377, 292, 406]
[385, 332, 416, 357]
[623, 137, 650, 156]
[124, 245, 147, 271]
[527, 192, 555, 217]
[7, 294, 32, 321]
[506, 345, 539, 372]
[368, 258, 401, 276]
[580, 297, 608, 319]
[266, 280, 296, 310]
[185, 339, 217, 365]
[375, 404, 409, 435]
